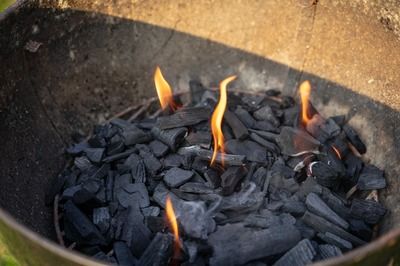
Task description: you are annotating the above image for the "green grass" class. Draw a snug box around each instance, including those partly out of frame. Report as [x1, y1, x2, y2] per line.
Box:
[0, 240, 19, 266]
[0, 0, 15, 12]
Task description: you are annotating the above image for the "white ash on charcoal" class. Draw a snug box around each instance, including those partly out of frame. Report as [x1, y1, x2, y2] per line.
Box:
[51, 79, 388, 265]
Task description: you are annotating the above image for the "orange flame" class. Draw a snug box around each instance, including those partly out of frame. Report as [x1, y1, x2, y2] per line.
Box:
[210, 75, 237, 166]
[299, 80, 312, 125]
[165, 195, 180, 256]
[154, 66, 178, 111]
[331, 145, 342, 159]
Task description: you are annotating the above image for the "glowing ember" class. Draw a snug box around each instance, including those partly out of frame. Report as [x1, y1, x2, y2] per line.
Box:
[299, 80, 312, 125]
[331, 145, 342, 159]
[165, 195, 180, 255]
[210, 75, 237, 166]
[154, 66, 178, 111]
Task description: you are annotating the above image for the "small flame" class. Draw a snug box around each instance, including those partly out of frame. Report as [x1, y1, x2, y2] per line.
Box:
[165, 195, 180, 256]
[299, 80, 312, 125]
[331, 145, 342, 159]
[154, 66, 178, 111]
[210, 75, 237, 166]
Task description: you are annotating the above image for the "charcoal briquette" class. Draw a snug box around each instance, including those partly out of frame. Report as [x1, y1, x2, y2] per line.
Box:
[164, 167, 194, 188]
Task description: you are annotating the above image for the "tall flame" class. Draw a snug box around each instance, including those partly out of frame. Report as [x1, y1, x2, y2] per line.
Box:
[154, 66, 178, 111]
[165, 195, 180, 256]
[210, 75, 237, 166]
[299, 80, 312, 125]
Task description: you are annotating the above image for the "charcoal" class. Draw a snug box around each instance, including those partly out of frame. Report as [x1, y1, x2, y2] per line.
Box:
[102, 148, 137, 163]
[45, 171, 68, 205]
[330, 115, 346, 127]
[164, 167, 194, 188]
[122, 183, 150, 208]
[224, 109, 249, 140]
[348, 219, 373, 241]
[146, 216, 166, 233]
[253, 120, 279, 132]
[157, 107, 211, 129]
[110, 118, 132, 128]
[225, 139, 267, 163]
[106, 140, 124, 156]
[277, 127, 320, 155]
[66, 140, 89, 155]
[208, 223, 301, 266]
[93, 207, 110, 234]
[317, 232, 353, 250]
[282, 199, 306, 217]
[137, 233, 173, 266]
[319, 145, 346, 176]
[343, 124, 366, 154]
[74, 156, 92, 171]
[250, 133, 280, 153]
[172, 189, 201, 201]
[84, 148, 105, 163]
[151, 126, 187, 151]
[122, 126, 152, 146]
[251, 167, 268, 188]
[163, 153, 185, 168]
[305, 193, 349, 229]
[73, 188, 103, 206]
[301, 211, 365, 246]
[114, 241, 137, 266]
[204, 168, 221, 188]
[309, 162, 340, 188]
[318, 244, 342, 260]
[282, 106, 299, 126]
[306, 115, 341, 142]
[242, 94, 264, 110]
[320, 189, 351, 220]
[344, 153, 363, 184]
[243, 213, 281, 229]
[123, 154, 147, 183]
[248, 128, 278, 142]
[62, 185, 82, 200]
[191, 156, 209, 172]
[329, 134, 350, 158]
[294, 220, 316, 239]
[253, 105, 280, 127]
[63, 201, 107, 246]
[139, 150, 162, 175]
[357, 165, 386, 190]
[350, 198, 387, 224]
[179, 182, 214, 194]
[136, 118, 157, 130]
[234, 106, 256, 127]
[88, 135, 107, 148]
[273, 239, 316, 266]
[141, 206, 160, 217]
[220, 183, 264, 212]
[178, 146, 245, 166]
[189, 80, 205, 104]
[114, 174, 132, 191]
[93, 251, 116, 263]
[220, 166, 248, 195]
[186, 131, 211, 148]
[295, 177, 323, 200]
[148, 140, 169, 157]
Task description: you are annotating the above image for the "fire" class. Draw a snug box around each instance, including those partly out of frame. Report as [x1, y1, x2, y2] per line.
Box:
[331, 145, 342, 159]
[165, 195, 180, 256]
[210, 75, 237, 166]
[299, 80, 312, 125]
[154, 66, 178, 111]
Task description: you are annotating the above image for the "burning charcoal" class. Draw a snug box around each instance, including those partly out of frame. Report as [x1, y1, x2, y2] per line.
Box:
[186, 131, 211, 148]
[74, 156, 92, 171]
[84, 148, 105, 163]
[224, 109, 249, 140]
[357, 165, 386, 190]
[148, 140, 169, 157]
[208, 223, 301, 265]
[305, 193, 349, 229]
[253, 120, 279, 132]
[329, 135, 350, 158]
[164, 167, 194, 188]
[157, 107, 211, 130]
[343, 124, 366, 154]
[225, 139, 267, 163]
[277, 127, 320, 155]
[189, 80, 205, 104]
[179, 182, 214, 194]
[350, 198, 387, 225]
[251, 167, 267, 188]
[114, 241, 137, 266]
[141, 206, 160, 217]
[146, 216, 165, 233]
[151, 127, 187, 151]
[306, 115, 341, 143]
[163, 153, 185, 168]
[309, 162, 340, 188]
[249, 133, 280, 153]
[178, 146, 245, 166]
[234, 106, 256, 127]
[122, 126, 152, 146]
[220, 166, 248, 195]
[102, 148, 137, 163]
[138, 233, 173, 266]
[317, 232, 353, 250]
[318, 244, 342, 260]
[191, 156, 208, 172]
[282, 199, 306, 217]
[93, 207, 110, 234]
[344, 153, 363, 184]
[220, 183, 264, 212]
[253, 105, 280, 127]
[139, 150, 162, 175]
[301, 211, 365, 246]
[63, 201, 107, 246]
[348, 219, 373, 241]
[204, 168, 221, 188]
[273, 239, 316, 266]
[66, 140, 89, 155]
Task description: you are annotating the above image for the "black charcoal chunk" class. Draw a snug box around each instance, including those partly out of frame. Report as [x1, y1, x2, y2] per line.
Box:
[62, 185, 82, 200]
[273, 239, 316, 266]
[163, 153, 185, 168]
[114, 241, 137, 266]
[102, 149, 137, 163]
[204, 168, 221, 189]
[151, 127, 187, 151]
[157, 107, 211, 129]
[179, 182, 214, 194]
[106, 140, 124, 156]
[277, 127, 320, 155]
[295, 220, 316, 239]
[139, 150, 162, 175]
[330, 115, 346, 127]
[317, 232, 353, 250]
[242, 95, 264, 110]
[225, 139, 267, 163]
[74, 156, 92, 171]
[309, 162, 340, 188]
[318, 244, 342, 260]
[186, 131, 211, 148]
[357, 165, 386, 190]
[208, 223, 301, 266]
[343, 124, 366, 154]
[141, 206, 160, 217]
[306, 193, 349, 229]
[149, 140, 169, 157]
[306, 115, 341, 142]
[178, 146, 245, 166]
[350, 199, 387, 225]
[84, 148, 105, 163]
[224, 109, 249, 140]
[119, 183, 150, 208]
[282, 106, 299, 126]
[348, 219, 373, 241]
[344, 153, 363, 184]
[220, 183, 264, 213]
[138, 233, 173, 266]
[234, 106, 256, 127]
[66, 140, 89, 155]
[189, 80, 205, 104]
[282, 200, 306, 217]
[253, 105, 280, 127]
[251, 167, 268, 188]
[249, 133, 280, 153]
[63, 201, 107, 246]
[124, 153, 147, 183]
[253, 120, 279, 132]
[164, 167, 194, 188]
[220, 166, 248, 195]
[122, 126, 152, 146]
[93, 207, 110, 234]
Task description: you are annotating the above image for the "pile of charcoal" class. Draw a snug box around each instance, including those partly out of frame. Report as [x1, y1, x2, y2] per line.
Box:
[48, 80, 387, 266]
